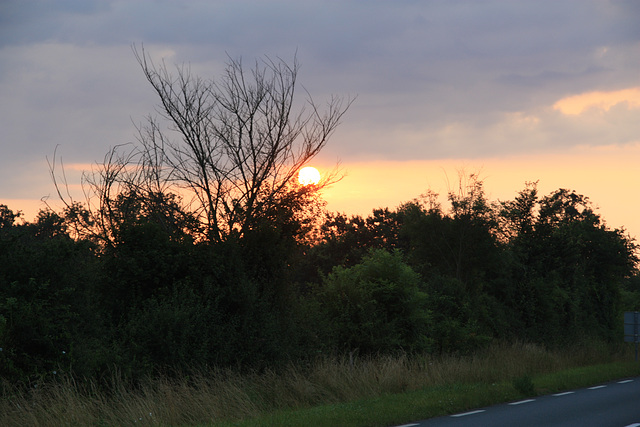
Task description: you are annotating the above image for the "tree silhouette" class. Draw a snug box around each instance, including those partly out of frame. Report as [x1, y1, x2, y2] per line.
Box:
[52, 47, 352, 244]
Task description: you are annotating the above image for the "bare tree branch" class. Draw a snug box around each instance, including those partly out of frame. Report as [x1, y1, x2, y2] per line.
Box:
[127, 45, 353, 241]
[52, 46, 353, 244]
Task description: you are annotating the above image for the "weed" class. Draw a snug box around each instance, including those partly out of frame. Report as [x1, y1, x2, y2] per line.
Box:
[512, 374, 535, 396]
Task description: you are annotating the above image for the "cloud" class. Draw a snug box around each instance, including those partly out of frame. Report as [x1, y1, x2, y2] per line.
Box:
[320, 84, 640, 162]
[553, 87, 640, 115]
[1, 0, 639, 210]
[0, 0, 109, 47]
[0, 47, 130, 160]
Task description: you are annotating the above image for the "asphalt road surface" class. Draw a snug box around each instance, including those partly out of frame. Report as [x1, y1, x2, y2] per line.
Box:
[396, 377, 640, 427]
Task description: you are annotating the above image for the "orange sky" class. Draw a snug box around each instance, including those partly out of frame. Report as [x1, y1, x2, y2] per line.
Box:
[3, 86, 639, 242]
[3, 142, 640, 241]
[319, 143, 640, 241]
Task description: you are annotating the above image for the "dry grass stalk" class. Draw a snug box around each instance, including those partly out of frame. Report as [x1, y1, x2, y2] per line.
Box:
[0, 341, 631, 426]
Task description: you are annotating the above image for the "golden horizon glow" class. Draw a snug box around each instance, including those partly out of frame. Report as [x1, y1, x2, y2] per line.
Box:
[298, 166, 321, 185]
[5, 145, 640, 242]
[553, 87, 640, 115]
[318, 143, 640, 240]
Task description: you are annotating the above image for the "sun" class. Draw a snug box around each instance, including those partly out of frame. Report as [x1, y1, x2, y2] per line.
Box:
[298, 166, 321, 185]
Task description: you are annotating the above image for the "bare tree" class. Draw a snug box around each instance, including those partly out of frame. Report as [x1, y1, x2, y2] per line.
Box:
[135, 47, 351, 241]
[52, 47, 352, 244]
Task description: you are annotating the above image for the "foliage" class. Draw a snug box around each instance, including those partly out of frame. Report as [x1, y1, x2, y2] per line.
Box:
[422, 275, 494, 354]
[305, 177, 638, 352]
[2, 170, 639, 387]
[498, 185, 637, 343]
[512, 374, 535, 396]
[313, 249, 431, 354]
[0, 207, 102, 383]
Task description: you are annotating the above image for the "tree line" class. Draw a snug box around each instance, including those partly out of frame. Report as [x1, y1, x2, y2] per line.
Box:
[2, 176, 639, 385]
[2, 50, 639, 386]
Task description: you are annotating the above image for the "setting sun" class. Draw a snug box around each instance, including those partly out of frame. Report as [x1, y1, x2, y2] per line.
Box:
[298, 166, 321, 185]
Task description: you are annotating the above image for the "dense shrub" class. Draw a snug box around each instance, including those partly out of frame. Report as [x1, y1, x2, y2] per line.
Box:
[423, 275, 493, 354]
[0, 208, 102, 383]
[314, 249, 431, 354]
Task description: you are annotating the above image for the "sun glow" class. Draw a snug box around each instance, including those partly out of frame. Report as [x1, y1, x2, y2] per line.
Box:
[298, 166, 321, 185]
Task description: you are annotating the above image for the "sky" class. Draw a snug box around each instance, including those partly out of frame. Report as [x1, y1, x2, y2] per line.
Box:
[1, 0, 639, 238]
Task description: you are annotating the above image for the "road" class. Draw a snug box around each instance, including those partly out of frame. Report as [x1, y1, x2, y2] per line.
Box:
[396, 377, 640, 427]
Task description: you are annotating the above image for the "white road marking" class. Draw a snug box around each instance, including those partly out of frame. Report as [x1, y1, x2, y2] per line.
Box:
[552, 391, 575, 396]
[509, 399, 536, 405]
[451, 409, 486, 417]
[403, 380, 636, 426]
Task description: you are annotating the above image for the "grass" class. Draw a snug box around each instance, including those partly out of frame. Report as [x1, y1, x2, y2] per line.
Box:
[220, 361, 640, 427]
[2, 342, 639, 426]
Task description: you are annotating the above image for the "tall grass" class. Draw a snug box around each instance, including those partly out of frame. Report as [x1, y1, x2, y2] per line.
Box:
[0, 341, 634, 426]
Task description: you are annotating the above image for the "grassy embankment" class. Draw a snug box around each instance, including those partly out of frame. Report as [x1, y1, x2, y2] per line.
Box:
[2, 342, 639, 426]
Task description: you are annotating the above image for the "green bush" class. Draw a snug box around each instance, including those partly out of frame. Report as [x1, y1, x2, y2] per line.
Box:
[315, 249, 431, 354]
[512, 374, 535, 396]
[424, 275, 493, 354]
[0, 279, 76, 384]
[0, 208, 103, 383]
